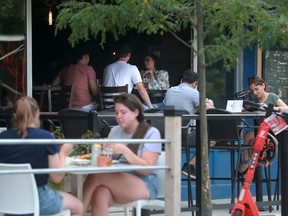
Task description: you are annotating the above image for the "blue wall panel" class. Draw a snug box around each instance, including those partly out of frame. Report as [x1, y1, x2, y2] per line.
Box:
[181, 149, 279, 201]
[179, 44, 280, 202]
[243, 45, 258, 89]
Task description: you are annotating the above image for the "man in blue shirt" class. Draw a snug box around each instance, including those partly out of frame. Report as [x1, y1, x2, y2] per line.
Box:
[163, 69, 214, 179]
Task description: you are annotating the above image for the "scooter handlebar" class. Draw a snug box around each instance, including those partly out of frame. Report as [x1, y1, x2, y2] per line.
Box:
[243, 100, 288, 119]
[280, 110, 288, 119]
[243, 100, 265, 111]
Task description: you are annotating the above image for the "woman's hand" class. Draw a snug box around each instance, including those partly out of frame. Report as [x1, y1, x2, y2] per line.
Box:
[260, 103, 268, 108]
[106, 143, 126, 155]
[60, 144, 74, 156]
[49, 143, 73, 183]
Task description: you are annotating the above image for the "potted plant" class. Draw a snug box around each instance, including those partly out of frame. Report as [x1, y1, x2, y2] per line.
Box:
[73, 130, 100, 157]
[50, 129, 100, 190]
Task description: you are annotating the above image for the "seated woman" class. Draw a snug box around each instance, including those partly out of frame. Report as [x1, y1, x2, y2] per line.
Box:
[82, 93, 162, 216]
[239, 75, 288, 176]
[140, 54, 170, 90]
[0, 96, 83, 216]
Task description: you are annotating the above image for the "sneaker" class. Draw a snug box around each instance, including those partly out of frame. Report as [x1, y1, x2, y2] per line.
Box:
[181, 163, 196, 179]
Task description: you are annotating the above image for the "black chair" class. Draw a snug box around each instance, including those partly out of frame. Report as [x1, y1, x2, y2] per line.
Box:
[98, 118, 117, 138]
[180, 115, 197, 212]
[207, 108, 253, 205]
[99, 84, 128, 111]
[57, 108, 97, 138]
[0, 108, 13, 128]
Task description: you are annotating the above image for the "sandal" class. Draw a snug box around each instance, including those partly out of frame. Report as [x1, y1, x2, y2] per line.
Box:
[238, 156, 249, 177]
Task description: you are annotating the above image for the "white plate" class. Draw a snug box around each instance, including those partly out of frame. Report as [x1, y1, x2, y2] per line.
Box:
[112, 160, 119, 164]
[72, 158, 91, 165]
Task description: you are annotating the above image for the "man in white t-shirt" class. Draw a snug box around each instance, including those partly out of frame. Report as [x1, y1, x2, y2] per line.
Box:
[103, 44, 153, 109]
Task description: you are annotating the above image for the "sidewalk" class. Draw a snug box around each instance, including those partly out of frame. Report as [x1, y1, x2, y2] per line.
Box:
[103, 198, 281, 215]
[102, 199, 281, 216]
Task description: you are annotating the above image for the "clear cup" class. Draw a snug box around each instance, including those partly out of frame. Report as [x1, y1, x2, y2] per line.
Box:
[97, 147, 113, 167]
[97, 155, 108, 167]
[103, 147, 113, 166]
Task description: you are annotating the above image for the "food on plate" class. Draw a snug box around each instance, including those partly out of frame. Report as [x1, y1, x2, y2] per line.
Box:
[77, 153, 91, 160]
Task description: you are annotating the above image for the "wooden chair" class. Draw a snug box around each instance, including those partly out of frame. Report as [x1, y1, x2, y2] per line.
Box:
[33, 85, 74, 112]
[99, 84, 128, 110]
[33, 84, 48, 111]
[42, 85, 74, 131]
[49, 85, 74, 112]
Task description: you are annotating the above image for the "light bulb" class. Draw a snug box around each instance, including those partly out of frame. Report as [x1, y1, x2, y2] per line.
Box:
[48, 8, 53, 25]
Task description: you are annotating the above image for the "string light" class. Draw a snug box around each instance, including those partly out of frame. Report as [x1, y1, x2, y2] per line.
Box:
[44, 0, 55, 26]
[48, 8, 53, 26]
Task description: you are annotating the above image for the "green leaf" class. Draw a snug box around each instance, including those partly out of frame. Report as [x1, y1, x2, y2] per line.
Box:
[55, 0, 288, 69]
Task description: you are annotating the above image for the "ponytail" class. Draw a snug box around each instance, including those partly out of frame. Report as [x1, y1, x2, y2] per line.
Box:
[14, 97, 39, 138]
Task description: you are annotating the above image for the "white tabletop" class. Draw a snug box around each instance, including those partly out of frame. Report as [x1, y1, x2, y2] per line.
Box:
[0, 159, 169, 175]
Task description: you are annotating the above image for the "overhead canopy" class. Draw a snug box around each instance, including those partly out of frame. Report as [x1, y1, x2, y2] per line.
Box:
[0, 35, 25, 41]
[0, 35, 25, 61]
[0, 0, 32, 97]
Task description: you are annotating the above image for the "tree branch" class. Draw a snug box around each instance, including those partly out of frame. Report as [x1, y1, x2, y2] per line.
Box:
[167, 30, 196, 52]
[203, 21, 222, 39]
[206, 56, 223, 66]
[187, 12, 197, 27]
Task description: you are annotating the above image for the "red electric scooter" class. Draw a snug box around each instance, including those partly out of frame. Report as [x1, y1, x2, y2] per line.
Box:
[231, 101, 288, 216]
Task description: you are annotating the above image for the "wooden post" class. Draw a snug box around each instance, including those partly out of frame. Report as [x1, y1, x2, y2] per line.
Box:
[164, 106, 182, 216]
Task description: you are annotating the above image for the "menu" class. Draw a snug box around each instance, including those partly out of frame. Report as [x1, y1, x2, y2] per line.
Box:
[263, 49, 288, 104]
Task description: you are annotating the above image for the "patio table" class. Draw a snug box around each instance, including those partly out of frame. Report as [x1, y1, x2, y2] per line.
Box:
[65, 158, 169, 199]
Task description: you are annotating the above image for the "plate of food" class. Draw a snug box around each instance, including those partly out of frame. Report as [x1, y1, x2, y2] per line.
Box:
[72, 154, 91, 165]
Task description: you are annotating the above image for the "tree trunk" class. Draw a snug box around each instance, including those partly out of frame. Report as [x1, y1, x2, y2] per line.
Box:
[196, 1, 212, 215]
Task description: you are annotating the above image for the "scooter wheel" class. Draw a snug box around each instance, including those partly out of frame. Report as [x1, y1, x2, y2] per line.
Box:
[234, 209, 243, 216]
[258, 132, 278, 165]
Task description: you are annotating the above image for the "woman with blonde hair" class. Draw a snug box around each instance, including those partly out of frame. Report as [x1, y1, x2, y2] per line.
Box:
[0, 96, 83, 216]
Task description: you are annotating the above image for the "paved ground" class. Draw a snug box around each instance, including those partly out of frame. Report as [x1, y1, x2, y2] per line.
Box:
[86, 198, 281, 216]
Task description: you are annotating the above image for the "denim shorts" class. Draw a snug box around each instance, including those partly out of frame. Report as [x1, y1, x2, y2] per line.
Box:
[38, 184, 64, 215]
[127, 171, 158, 199]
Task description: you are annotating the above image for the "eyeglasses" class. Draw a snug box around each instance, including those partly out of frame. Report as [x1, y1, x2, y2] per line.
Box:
[248, 75, 259, 82]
